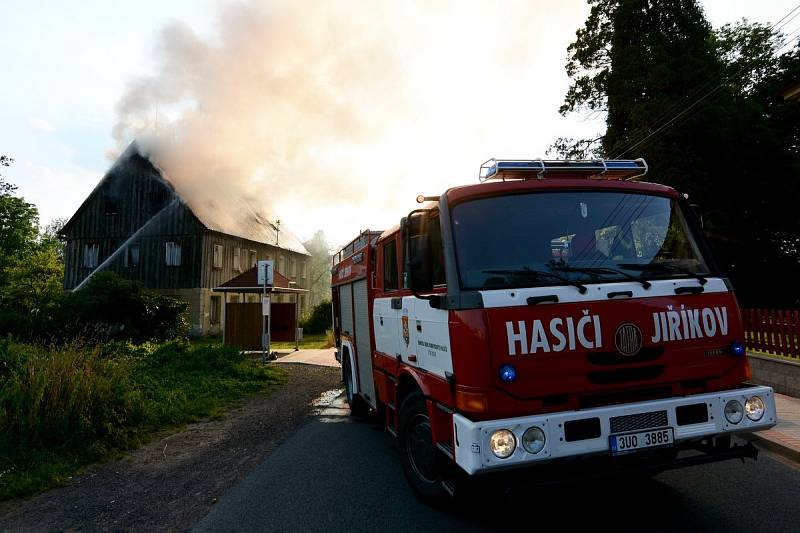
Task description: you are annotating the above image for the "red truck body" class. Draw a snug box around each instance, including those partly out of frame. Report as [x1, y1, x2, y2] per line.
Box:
[331, 159, 776, 501]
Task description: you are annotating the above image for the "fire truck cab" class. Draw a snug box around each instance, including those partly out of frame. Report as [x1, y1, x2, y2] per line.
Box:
[331, 159, 777, 502]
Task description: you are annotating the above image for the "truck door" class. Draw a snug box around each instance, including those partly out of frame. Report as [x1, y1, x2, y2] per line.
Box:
[402, 213, 452, 378]
[374, 237, 403, 362]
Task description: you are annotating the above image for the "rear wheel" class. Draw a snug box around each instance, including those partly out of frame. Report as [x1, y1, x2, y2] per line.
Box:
[343, 355, 370, 417]
[398, 391, 451, 504]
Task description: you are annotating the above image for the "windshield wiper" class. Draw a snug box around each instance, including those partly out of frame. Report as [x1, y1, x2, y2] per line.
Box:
[551, 265, 652, 290]
[482, 268, 588, 294]
[617, 262, 708, 285]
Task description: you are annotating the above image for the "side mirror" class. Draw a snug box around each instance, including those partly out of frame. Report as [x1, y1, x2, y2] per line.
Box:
[405, 211, 434, 293]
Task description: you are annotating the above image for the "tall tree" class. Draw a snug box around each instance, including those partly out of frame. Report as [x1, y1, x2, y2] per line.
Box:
[302, 230, 333, 308]
[558, 2, 800, 306]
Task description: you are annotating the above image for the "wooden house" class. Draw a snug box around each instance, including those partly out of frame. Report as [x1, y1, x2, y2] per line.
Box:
[59, 143, 311, 336]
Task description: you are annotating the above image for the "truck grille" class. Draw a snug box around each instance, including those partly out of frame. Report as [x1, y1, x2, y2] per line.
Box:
[610, 410, 668, 434]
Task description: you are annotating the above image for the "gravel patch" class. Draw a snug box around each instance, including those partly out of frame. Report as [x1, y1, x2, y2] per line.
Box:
[0, 364, 341, 532]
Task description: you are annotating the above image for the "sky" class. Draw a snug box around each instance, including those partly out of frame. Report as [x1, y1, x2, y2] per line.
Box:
[1, 0, 798, 248]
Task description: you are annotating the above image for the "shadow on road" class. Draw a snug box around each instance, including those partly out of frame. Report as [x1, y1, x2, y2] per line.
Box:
[195, 393, 800, 533]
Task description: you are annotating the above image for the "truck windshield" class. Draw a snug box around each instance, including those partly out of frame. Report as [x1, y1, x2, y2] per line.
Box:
[451, 191, 711, 290]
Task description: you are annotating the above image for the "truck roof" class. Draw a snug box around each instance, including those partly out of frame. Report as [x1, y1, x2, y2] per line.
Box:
[445, 177, 679, 205]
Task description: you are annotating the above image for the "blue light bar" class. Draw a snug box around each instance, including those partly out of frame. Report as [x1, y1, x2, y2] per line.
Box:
[479, 158, 648, 182]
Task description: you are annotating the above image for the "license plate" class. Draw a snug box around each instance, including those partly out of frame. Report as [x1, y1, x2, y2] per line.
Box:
[609, 427, 674, 455]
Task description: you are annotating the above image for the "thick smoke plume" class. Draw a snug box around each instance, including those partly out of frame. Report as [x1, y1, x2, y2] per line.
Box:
[113, 0, 586, 244]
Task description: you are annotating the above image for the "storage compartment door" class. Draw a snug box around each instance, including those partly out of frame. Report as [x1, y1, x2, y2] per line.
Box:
[352, 279, 376, 407]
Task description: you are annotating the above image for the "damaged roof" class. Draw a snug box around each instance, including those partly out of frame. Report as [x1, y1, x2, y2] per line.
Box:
[63, 142, 309, 256]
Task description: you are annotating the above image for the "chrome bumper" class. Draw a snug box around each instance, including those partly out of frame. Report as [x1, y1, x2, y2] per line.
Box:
[452, 385, 777, 475]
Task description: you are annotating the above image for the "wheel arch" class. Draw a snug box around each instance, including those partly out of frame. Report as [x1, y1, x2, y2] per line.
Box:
[340, 338, 358, 394]
[396, 368, 430, 410]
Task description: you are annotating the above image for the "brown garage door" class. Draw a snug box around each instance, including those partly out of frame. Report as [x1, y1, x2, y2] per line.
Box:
[225, 302, 297, 350]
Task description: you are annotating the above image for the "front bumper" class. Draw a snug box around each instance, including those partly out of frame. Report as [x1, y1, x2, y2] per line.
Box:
[452, 385, 776, 475]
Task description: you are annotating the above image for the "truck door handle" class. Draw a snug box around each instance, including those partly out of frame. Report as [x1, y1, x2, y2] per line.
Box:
[416, 320, 422, 332]
[527, 295, 559, 305]
[391, 298, 402, 310]
[607, 291, 633, 299]
[380, 317, 384, 326]
[675, 286, 704, 295]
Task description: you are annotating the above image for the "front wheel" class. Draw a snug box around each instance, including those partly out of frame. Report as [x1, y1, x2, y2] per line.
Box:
[397, 391, 451, 504]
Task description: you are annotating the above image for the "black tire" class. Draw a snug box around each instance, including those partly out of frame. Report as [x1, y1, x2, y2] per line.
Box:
[397, 391, 451, 504]
[343, 355, 370, 417]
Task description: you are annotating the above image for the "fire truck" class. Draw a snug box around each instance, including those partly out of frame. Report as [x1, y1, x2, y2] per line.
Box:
[330, 159, 777, 502]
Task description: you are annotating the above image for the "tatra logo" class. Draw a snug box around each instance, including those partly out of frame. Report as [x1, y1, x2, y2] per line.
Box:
[614, 323, 643, 357]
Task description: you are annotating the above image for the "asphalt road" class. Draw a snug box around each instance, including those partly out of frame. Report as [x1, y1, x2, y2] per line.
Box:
[194, 397, 800, 533]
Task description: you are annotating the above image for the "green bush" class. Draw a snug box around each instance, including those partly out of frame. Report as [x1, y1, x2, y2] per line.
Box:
[54, 272, 189, 344]
[301, 300, 332, 335]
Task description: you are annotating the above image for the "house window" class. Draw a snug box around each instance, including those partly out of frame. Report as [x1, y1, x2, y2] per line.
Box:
[104, 194, 118, 215]
[250, 250, 257, 267]
[123, 244, 140, 267]
[278, 255, 286, 275]
[210, 295, 221, 325]
[233, 248, 241, 271]
[165, 241, 182, 266]
[300, 260, 307, 278]
[289, 257, 297, 277]
[213, 244, 224, 269]
[83, 243, 99, 268]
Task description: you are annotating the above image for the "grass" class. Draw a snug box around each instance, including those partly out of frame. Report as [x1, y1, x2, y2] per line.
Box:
[0, 339, 286, 501]
[271, 333, 332, 350]
[189, 331, 334, 351]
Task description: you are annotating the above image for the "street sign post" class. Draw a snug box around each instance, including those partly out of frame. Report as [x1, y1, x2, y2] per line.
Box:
[258, 260, 274, 362]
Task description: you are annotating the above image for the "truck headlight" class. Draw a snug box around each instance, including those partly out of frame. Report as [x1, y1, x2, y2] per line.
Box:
[745, 396, 765, 421]
[724, 400, 744, 424]
[522, 426, 546, 454]
[489, 429, 516, 458]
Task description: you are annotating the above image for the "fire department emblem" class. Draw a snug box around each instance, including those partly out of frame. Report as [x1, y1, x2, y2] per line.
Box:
[401, 314, 410, 347]
[614, 323, 643, 357]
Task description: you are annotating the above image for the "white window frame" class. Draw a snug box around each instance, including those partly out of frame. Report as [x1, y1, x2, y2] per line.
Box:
[289, 257, 297, 277]
[233, 247, 241, 271]
[123, 243, 140, 267]
[165, 241, 182, 266]
[210, 295, 221, 325]
[250, 249, 257, 267]
[213, 244, 224, 269]
[83, 243, 99, 268]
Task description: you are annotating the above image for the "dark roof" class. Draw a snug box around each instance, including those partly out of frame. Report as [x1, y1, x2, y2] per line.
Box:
[215, 266, 308, 293]
[61, 142, 310, 256]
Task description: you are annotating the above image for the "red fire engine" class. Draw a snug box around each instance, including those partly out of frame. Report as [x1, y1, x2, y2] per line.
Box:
[331, 159, 776, 502]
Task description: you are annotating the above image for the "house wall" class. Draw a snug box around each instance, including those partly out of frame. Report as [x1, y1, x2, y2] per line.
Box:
[200, 231, 310, 319]
[61, 151, 203, 290]
[61, 149, 311, 336]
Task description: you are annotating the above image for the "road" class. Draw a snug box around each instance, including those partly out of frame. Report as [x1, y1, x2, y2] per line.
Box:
[194, 396, 800, 533]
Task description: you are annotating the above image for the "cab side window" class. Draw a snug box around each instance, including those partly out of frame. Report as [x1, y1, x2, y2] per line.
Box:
[383, 239, 399, 291]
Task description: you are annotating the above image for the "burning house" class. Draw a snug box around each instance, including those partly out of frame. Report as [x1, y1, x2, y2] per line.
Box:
[59, 142, 310, 336]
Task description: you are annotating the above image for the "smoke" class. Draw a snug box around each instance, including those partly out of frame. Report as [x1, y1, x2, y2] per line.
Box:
[113, 0, 588, 244]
